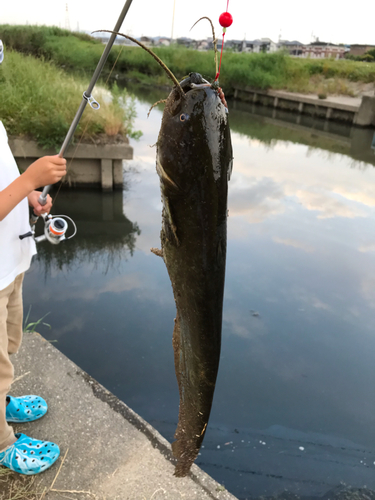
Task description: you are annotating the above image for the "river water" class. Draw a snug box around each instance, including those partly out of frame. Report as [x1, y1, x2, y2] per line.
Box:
[23, 87, 375, 499]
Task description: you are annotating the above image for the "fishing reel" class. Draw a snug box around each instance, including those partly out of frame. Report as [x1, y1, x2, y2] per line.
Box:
[35, 214, 76, 244]
[19, 213, 77, 245]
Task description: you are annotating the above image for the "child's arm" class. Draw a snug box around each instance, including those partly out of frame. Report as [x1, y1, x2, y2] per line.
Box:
[0, 155, 66, 221]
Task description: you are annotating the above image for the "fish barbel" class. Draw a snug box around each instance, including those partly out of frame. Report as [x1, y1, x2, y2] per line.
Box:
[154, 73, 233, 476]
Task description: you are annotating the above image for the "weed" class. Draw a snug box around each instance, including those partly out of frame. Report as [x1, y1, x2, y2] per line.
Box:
[0, 49, 141, 148]
[2, 24, 375, 99]
[23, 306, 51, 333]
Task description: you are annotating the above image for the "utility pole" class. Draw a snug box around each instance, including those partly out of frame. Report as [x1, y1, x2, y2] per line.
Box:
[171, 0, 176, 42]
[65, 3, 71, 31]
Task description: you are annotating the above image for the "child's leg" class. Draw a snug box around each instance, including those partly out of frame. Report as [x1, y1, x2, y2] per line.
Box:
[7, 273, 24, 355]
[0, 275, 23, 452]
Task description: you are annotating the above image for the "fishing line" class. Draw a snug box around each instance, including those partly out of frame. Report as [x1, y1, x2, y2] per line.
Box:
[30, 0, 134, 228]
[51, 44, 126, 211]
[215, 0, 233, 81]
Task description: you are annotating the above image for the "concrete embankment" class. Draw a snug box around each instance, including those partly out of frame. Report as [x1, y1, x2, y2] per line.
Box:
[9, 138, 133, 191]
[233, 86, 375, 127]
[10, 332, 238, 500]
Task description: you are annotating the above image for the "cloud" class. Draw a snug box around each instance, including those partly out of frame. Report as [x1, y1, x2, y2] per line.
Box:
[224, 307, 268, 339]
[359, 243, 375, 253]
[229, 177, 285, 223]
[52, 316, 86, 338]
[361, 276, 375, 309]
[293, 288, 333, 312]
[332, 188, 375, 208]
[273, 237, 315, 253]
[294, 189, 367, 219]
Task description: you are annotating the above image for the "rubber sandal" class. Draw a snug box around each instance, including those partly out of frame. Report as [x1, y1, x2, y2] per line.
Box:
[6, 395, 48, 423]
[0, 433, 60, 475]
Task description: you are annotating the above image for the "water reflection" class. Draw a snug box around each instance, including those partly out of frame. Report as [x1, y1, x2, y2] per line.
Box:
[22, 87, 375, 500]
[230, 100, 375, 168]
[35, 189, 140, 274]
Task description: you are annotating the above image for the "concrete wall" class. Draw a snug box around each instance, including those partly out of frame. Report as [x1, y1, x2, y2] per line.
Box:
[349, 45, 375, 56]
[232, 87, 375, 127]
[354, 96, 375, 127]
[8, 138, 133, 191]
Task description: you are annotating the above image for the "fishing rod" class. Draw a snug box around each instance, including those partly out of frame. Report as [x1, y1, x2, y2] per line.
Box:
[21, 0, 134, 245]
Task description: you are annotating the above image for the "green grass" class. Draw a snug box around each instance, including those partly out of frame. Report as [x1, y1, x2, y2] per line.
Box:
[23, 306, 51, 333]
[0, 49, 140, 148]
[1, 25, 375, 97]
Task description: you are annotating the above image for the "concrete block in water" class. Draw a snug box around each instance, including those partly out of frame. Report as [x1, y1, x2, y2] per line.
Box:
[354, 96, 375, 126]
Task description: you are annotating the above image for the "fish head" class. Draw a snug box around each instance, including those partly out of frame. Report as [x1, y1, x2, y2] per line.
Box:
[157, 72, 232, 191]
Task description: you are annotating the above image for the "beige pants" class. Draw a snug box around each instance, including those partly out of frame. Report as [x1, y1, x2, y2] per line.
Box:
[0, 273, 24, 452]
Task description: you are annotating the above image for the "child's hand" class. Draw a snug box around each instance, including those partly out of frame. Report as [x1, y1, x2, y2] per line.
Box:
[28, 191, 53, 216]
[24, 155, 67, 190]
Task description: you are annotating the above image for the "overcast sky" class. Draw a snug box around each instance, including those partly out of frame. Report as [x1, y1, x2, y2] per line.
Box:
[1, 0, 374, 45]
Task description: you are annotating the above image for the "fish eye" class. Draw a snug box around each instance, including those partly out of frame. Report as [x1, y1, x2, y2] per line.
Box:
[180, 113, 189, 122]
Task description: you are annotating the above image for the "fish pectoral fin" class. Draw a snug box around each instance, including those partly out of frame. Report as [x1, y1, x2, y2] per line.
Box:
[228, 157, 234, 181]
[156, 159, 179, 191]
[150, 247, 164, 259]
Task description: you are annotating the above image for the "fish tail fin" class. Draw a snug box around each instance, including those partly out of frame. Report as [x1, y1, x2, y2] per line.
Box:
[172, 437, 199, 477]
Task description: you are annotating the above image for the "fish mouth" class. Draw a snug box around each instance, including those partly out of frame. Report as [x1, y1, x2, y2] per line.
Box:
[179, 73, 211, 94]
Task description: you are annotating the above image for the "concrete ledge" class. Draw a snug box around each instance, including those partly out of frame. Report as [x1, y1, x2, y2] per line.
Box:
[8, 138, 133, 191]
[233, 86, 371, 125]
[265, 89, 360, 112]
[10, 332, 237, 500]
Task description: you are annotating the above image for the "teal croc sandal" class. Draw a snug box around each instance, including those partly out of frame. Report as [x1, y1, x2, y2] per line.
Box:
[6, 395, 48, 423]
[0, 433, 60, 475]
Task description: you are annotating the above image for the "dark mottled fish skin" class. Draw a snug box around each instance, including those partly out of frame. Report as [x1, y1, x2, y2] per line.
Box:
[155, 73, 233, 477]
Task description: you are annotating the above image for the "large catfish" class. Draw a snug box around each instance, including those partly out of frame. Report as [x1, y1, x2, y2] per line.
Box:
[154, 73, 233, 476]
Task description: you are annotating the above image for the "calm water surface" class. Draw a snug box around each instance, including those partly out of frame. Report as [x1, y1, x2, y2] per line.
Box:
[23, 88, 375, 499]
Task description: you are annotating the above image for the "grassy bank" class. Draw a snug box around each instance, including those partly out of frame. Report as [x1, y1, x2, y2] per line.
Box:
[1, 25, 375, 97]
[0, 49, 140, 149]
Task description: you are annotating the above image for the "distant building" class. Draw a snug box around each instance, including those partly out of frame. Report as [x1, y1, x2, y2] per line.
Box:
[176, 37, 196, 48]
[150, 37, 171, 47]
[349, 44, 375, 56]
[302, 41, 347, 59]
[157, 37, 171, 47]
[260, 38, 278, 53]
[227, 40, 244, 52]
[197, 38, 211, 51]
[241, 38, 277, 53]
[278, 40, 304, 56]
[140, 36, 153, 47]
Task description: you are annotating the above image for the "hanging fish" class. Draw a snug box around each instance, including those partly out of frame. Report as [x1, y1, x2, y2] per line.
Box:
[155, 71, 233, 476]
[96, 26, 233, 476]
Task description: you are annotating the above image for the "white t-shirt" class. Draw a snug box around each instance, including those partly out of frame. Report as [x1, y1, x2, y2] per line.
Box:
[0, 121, 36, 290]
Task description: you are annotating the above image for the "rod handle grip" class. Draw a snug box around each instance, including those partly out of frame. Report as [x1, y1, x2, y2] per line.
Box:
[30, 193, 48, 225]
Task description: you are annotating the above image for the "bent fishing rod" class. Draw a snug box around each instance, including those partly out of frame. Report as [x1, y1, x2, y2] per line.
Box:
[20, 0, 134, 245]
